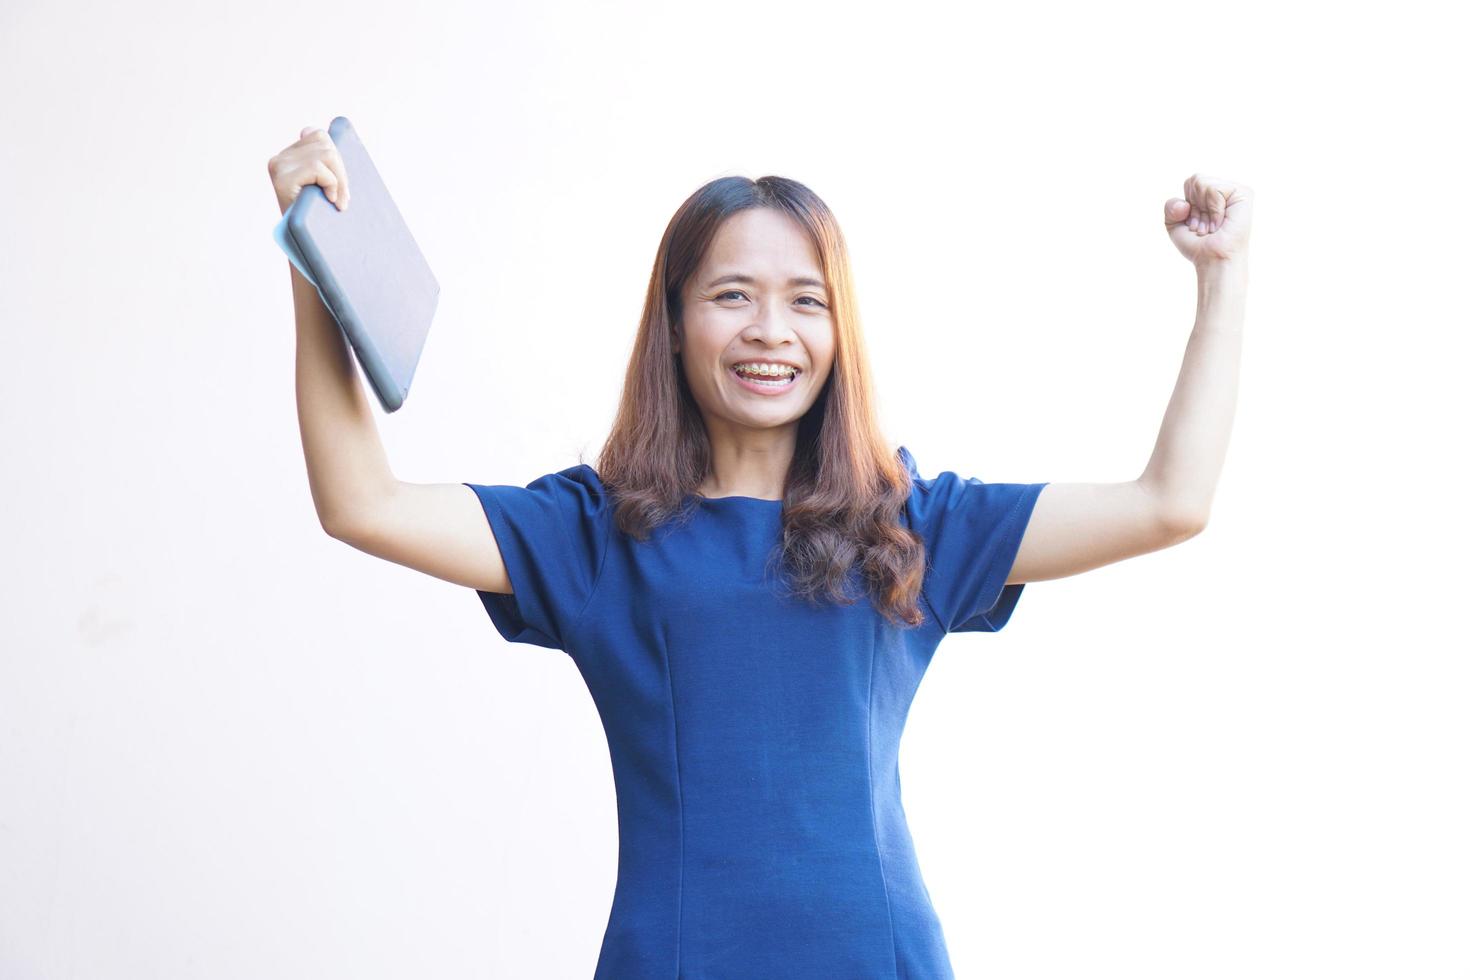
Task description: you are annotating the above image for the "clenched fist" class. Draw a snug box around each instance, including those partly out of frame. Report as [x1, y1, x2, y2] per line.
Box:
[1165, 173, 1252, 268]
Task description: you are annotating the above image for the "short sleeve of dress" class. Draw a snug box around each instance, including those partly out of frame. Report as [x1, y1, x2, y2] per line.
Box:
[461, 464, 611, 652]
[899, 445, 1049, 634]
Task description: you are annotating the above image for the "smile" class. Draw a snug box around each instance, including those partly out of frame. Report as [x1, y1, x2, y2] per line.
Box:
[728, 365, 800, 395]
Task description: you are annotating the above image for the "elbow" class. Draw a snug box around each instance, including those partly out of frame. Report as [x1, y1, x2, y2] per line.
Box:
[1137, 479, 1210, 544]
[320, 509, 350, 541]
[1150, 493, 1210, 542]
[1163, 510, 1209, 543]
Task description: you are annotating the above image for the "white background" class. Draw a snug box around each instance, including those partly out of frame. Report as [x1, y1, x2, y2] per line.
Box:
[2, 0, 1466, 977]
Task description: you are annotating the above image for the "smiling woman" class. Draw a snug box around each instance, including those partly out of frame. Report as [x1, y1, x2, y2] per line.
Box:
[452, 176, 1049, 977]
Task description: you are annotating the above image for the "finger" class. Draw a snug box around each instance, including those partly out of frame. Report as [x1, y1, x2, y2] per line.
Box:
[1163, 198, 1190, 227]
[312, 159, 341, 206]
[1192, 176, 1213, 233]
[319, 145, 349, 209]
[1197, 175, 1230, 223]
[1193, 181, 1212, 234]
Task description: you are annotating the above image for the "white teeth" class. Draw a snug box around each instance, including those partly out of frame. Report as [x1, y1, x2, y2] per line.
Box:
[735, 371, 794, 388]
[733, 362, 797, 378]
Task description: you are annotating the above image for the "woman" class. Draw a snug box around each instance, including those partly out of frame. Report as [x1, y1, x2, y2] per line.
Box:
[271, 125, 1252, 978]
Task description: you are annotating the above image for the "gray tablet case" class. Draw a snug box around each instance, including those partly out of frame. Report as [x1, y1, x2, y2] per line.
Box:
[272, 116, 439, 413]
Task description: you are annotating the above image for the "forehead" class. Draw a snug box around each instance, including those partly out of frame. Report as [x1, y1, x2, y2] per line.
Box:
[698, 208, 824, 283]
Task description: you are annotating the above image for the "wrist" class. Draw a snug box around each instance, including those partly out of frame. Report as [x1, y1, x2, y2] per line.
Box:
[1196, 255, 1249, 283]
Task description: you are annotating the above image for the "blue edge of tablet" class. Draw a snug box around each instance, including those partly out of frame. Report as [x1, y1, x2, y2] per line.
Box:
[272, 213, 319, 288]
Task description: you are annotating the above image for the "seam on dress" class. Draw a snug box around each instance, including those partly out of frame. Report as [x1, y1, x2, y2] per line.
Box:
[974, 488, 1032, 630]
[563, 474, 616, 652]
[904, 494, 948, 641]
[866, 636, 902, 979]
[475, 489, 546, 641]
[662, 627, 686, 978]
[899, 450, 946, 640]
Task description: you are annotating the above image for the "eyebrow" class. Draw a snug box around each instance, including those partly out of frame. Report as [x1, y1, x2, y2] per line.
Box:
[705, 273, 828, 291]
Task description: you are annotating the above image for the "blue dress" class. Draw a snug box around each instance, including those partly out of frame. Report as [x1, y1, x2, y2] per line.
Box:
[464, 446, 1048, 979]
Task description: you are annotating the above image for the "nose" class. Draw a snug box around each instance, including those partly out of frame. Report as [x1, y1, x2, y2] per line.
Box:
[744, 300, 800, 345]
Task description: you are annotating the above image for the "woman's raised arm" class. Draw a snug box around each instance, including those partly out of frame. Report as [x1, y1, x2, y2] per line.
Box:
[268, 125, 511, 595]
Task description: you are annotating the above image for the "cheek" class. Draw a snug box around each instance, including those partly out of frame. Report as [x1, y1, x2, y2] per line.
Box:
[807, 341, 836, 376]
[678, 348, 722, 391]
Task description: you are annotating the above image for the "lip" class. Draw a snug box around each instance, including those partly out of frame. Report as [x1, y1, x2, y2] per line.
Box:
[728, 365, 801, 396]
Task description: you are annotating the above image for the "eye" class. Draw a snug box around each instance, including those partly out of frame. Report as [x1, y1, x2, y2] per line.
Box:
[716, 289, 827, 309]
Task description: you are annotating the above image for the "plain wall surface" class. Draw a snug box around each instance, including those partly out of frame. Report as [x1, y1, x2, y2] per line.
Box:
[1, 0, 1465, 977]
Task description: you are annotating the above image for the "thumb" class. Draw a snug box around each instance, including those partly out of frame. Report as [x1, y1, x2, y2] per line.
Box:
[1163, 198, 1190, 226]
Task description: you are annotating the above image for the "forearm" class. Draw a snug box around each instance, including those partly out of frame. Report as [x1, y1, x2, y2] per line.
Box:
[1139, 258, 1249, 529]
[292, 262, 396, 532]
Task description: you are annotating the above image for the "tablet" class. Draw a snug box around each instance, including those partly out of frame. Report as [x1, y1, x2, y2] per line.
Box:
[272, 116, 440, 413]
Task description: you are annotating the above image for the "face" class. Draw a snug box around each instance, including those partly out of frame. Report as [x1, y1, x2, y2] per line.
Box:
[673, 208, 836, 438]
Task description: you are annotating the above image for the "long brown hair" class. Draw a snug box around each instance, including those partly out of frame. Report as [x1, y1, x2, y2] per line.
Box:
[592, 175, 927, 628]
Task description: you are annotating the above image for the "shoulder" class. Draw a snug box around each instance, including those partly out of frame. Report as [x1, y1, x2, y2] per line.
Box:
[895, 444, 956, 514]
[520, 463, 610, 512]
[897, 444, 1040, 536]
[540, 462, 606, 492]
[464, 463, 613, 561]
